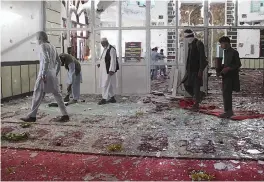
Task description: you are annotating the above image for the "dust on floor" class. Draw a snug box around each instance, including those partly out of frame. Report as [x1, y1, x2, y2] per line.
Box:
[1, 93, 264, 160]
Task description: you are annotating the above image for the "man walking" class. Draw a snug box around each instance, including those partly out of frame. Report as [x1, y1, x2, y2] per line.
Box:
[151, 47, 165, 80]
[21, 31, 69, 122]
[59, 53, 82, 104]
[182, 29, 207, 111]
[97, 38, 119, 105]
[218, 36, 241, 118]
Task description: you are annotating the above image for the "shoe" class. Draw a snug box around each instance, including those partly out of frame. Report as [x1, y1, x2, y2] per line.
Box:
[67, 100, 78, 105]
[64, 95, 70, 102]
[219, 111, 234, 119]
[57, 115, 70, 122]
[98, 99, 107, 105]
[108, 97, 116, 103]
[200, 91, 206, 102]
[48, 103, 58, 107]
[20, 117, 36, 122]
[190, 103, 199, 112]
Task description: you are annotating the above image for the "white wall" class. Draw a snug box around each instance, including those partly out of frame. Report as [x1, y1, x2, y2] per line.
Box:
[1, 1, 42, 61]
[151, 29, 168, 55]
[238, 0, 264, 24]
[150, 0, 168, 26]
[237, 29, 260, 58]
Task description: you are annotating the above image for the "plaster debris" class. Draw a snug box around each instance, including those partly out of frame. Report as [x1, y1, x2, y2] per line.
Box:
[246, 149, 263, 154]
[237, 140, 246, 146]
[156, 152, 161, 157]
[214, 162, 238, 171]
[30, 152, 38, 158]
[198, 162, 207, 167]
[83, 173, 94, 181]
[214, 162, 227, 170]
[230, 160, 240, 164]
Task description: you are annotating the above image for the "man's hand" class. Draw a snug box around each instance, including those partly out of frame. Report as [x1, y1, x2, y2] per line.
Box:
[109, 71, 114, 76]
[97, 64, 100, 68]
[41, 75, 47, 83]
[198, 70, 203, 78]
[220, 67, 231, 75]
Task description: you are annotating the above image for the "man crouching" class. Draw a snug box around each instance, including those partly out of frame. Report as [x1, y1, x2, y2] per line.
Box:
[59, 53, 82, 104]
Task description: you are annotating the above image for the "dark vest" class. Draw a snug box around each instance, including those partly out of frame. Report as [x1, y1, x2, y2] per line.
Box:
[105, 45, 119, 74]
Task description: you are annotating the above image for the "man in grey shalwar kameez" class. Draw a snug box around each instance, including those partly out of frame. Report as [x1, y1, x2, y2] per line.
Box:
[59, 53, 82, 104]
[151, 47, 165, 80]
[181, 29, 207, 111]
[21, 31, 69, 122]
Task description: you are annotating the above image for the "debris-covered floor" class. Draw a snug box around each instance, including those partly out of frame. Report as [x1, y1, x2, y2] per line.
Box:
[1, 69, 264, 180]
[1, 94, 264, 159]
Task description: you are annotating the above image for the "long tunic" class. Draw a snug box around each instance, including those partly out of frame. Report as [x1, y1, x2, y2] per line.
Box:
[151, 51, 165, 70]
[37, 43, 61, 93]
[222, 47, 241, 92]
[59, 53, 82, 99]
[99, 45, 117, 88]
[184, 38, 207, 86]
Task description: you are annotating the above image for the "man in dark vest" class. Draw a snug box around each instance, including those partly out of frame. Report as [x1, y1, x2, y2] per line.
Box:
[59, 53, 82, 104]
[181, 29, 207, 111]
[97, 38, 119, 105]
[218, 36, 241, 118]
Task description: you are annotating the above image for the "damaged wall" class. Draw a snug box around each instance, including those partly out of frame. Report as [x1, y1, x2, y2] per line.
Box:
[1, 0, 64, 99]
[1, 1, 42, 61]
[237, 29, 260, 58]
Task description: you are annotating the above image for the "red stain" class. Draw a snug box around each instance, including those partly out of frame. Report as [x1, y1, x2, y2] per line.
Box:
[1, 127, 15, 135]
[50, 131, 84, 147]
[30, 129, 49, 138]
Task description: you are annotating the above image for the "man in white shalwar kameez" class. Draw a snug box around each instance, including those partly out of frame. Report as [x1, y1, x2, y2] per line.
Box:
[97, 38, 119, 105]
[21, 31, 69, 122]
[59, 53, 82, 104]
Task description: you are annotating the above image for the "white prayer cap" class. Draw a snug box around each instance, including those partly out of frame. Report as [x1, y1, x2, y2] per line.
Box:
[101, 37, 108, 42]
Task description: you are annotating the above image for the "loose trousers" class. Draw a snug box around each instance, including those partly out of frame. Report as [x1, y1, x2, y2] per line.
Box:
[102, 80, 114, 100]
[222, 76, 233, 112]
[66, 73, 82, 100]
[28, 81, 68, 118]
[184, 73, 201, 103]
[151, 66, 159, 80]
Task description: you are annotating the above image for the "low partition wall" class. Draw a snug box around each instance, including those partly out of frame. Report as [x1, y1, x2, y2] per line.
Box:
[2, 58, 263, 100]
[240, 58, 264, 69]
[1, 61, 39, 101]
